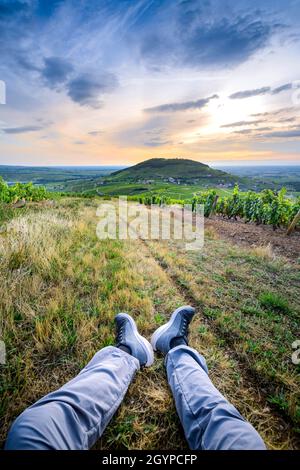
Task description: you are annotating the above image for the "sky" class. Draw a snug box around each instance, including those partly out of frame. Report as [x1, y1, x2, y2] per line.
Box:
[0, 0, 300, 166]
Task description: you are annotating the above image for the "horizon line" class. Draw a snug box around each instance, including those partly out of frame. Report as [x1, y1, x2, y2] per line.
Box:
[1, 162, 300, 168]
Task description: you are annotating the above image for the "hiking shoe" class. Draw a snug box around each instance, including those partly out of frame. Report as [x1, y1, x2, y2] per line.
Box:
[151, 306, 196, 354]
[115, 313, 154, 367]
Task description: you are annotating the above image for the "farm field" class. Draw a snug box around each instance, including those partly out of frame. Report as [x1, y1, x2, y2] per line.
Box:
[0, 165, 124, 188]
[0, 198, 299, 449]
[93, 181, 234, 199]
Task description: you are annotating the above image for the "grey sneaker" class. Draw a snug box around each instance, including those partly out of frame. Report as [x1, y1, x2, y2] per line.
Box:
[115, 313, 154, 367]
[151, 306, 196, 354]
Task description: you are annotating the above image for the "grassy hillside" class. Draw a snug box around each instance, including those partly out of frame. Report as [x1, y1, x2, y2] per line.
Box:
[0, 198, 299, 449]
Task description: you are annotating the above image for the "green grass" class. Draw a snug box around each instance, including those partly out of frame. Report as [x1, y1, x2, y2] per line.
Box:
[82, 181, 234, 199]
[145, 234, 300, 430]
[259, 292, 290, 314]
[0, 203, 17, 225]
[0, 198, 299, 450]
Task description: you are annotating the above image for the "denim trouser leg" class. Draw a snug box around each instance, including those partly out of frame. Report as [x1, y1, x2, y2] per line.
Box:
[5, 346, 139, 450]
[165, 345, 266, 450]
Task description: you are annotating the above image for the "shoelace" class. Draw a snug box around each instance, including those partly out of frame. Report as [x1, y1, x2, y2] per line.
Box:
[117, 321, 126, 344]
[180, 317, 188, 335]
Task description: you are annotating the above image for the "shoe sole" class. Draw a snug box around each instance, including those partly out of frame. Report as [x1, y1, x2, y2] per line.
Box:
[151, 305, 195, 351]
[118, 313, 154, 367]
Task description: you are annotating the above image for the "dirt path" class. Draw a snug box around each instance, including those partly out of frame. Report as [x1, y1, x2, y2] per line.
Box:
[206, 216, 300, 262]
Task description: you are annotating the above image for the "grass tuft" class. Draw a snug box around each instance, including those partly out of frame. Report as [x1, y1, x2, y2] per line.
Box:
[259, 292, 290, 314]
[252, 244, 275, 261]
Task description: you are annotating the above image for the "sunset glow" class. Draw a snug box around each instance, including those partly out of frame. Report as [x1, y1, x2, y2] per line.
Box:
[1, 0, 300, 166]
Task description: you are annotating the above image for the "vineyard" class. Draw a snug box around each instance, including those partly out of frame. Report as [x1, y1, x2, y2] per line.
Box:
[1, 175, 299, 230]
[0, 177, 49, 204]
[133, 186, 300, 229]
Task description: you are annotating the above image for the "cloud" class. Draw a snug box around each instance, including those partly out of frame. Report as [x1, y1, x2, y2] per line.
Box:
[251, 107, 295, 117]
[144, 94, 218, 113]
[67, 72, 118, 108]
[20, 54, 119, 109]
[229, 87, 271, 99]
[260, 128, 300, 138]
[2, 125, 44, 134]
[233, 126, 272, 135]
[41, 57, 74, 87]
[221, 119, 264, 128]
[233, 129, 253, 135]
[143, 139, 172, 147]
[277, 117, 296, 123]
[88, 130, 104, 136]
[230, 82, 300, 100]
[16, 55, 41, 72]
[139, 1, 279, 70]
[181, 17, 272, 68]
[271, 83, 292, 94]
[256, 126, 273, 131]
[74, 140, 85, 145]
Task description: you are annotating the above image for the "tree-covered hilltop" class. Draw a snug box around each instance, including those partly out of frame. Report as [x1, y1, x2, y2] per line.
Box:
[110, 157, 240, 184]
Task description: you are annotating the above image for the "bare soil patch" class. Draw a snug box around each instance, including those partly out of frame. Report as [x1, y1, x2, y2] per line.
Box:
[206, 216, 300, 262]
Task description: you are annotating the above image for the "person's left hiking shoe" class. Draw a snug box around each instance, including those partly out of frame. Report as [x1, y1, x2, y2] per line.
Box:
[151, 305, 196, 355]
[115, 313, 154, 367]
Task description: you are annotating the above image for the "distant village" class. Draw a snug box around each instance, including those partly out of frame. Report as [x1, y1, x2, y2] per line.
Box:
[135, 177, 234, 188]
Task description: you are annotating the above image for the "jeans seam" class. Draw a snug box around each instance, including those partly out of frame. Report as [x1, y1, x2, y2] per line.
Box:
[168, 353, 205, 450]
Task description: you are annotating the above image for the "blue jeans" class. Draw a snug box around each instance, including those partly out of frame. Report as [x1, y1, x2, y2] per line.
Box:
[5, 345, 266, 450]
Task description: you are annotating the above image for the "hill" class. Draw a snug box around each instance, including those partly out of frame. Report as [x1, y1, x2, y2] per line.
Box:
[110, 158, 238, 185]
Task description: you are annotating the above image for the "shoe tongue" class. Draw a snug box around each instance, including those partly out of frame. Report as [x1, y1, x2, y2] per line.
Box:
[170, 336, 187, 349]
[118, 344, 132, 355]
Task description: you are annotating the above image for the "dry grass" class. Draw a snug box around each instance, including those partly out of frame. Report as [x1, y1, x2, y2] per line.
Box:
[204, 226, 219, 240]
[251, 243, 276, 261]
[0, 198, 299, 450]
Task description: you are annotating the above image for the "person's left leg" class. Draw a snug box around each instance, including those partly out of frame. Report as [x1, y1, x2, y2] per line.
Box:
[151, 306, 266, 450]
[5, 313, 154, 450]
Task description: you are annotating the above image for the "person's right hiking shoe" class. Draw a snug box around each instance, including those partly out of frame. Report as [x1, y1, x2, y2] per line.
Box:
[151, 305, 196, 355]
[115, 313, 154, 367]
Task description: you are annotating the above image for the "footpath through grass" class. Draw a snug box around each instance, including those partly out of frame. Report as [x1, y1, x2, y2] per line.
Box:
[0, 198, 299, 449]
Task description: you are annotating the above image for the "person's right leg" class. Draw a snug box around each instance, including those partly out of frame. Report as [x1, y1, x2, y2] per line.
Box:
[152, 306, 266, 450]
[5, 313, 153, 450]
